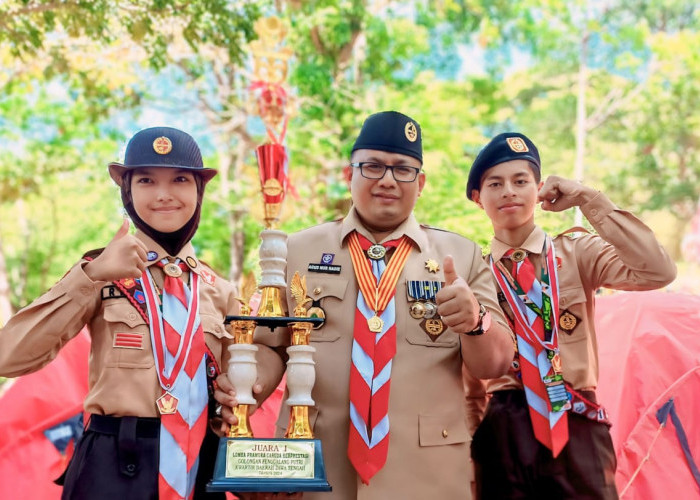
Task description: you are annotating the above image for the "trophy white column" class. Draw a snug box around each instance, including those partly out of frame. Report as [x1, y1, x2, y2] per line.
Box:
[258, 229, 288, 317]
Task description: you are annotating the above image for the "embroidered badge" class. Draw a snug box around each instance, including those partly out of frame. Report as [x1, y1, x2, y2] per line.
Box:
[147, 251, 158, 261]
[405, 121, 418, 142]
[200, 269, 216, 285]
[153, 136, 172, 155]
[113, 332, 144, 349]
[506, 136, 529, 153]
[559, 309, 580, 334]
[321, 253, 335, 265]
[133, 290, 146, 304]
[424, 259, 440, 273]
[420, 318, 445, 340]
[121, 278, 136, 289]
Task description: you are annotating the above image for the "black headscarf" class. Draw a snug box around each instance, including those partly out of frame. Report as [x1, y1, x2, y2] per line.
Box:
[120, 170, 205, 256]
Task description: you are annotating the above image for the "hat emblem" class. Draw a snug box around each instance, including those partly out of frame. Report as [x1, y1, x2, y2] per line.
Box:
[404, 121, 418, 143]
[153, 136, 173, 155]
[506, 137, 529, 153]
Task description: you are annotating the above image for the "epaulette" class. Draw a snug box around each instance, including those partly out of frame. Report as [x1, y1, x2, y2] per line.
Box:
[82, 247, 105, 260]
[555, 226, 590, 240]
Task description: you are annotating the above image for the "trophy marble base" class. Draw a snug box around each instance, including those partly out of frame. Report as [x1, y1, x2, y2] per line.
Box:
[207, 437, 331, 493]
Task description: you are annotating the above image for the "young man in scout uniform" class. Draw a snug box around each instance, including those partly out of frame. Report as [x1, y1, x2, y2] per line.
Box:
[0, 127, 239, 500]
[215, 111, 515, 499]
[466, 132, 677, 499]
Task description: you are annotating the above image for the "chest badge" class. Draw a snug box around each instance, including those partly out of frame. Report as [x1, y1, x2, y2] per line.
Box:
[425, 259, 440, 273]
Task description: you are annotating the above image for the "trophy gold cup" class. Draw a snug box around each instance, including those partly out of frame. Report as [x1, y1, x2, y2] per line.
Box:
[208, 120, 330, 496]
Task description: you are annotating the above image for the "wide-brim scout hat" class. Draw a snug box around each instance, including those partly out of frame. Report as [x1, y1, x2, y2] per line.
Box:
[351, 111, 423, 164]
[108, 126, 217, 186]
[466, 132, 540, 200]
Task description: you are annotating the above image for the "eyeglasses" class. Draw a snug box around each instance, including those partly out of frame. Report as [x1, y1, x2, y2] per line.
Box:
[349, 162, 421, 183]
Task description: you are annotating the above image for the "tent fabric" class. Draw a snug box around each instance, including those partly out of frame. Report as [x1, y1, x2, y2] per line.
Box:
[595, 290, 700, 499]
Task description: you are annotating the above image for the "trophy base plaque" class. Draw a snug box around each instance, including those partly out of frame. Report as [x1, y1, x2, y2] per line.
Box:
[207, 437, 331, 493]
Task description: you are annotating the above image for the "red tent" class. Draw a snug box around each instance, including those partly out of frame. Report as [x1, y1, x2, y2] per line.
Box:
[596, 290, 700, 499]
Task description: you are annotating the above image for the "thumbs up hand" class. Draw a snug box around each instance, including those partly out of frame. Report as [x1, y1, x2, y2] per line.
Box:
[435, 255, 481, 334]
[84, 219, 149, 282]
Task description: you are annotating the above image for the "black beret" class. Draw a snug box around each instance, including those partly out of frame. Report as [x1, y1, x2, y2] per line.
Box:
[351, 111, 422, 164]
[466, 132, 540, 200]
[108, 126, 217, 185]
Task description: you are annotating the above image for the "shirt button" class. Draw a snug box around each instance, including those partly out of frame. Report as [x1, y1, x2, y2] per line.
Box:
[313, 287, 322, 295]
[590, 209, 598, 216]
[442, 429, 449, 438]
[128, 313, 137, 321]
[215, 325, 222, 333]
[126, 464, 136, 473]
[80, 286, 90, 295]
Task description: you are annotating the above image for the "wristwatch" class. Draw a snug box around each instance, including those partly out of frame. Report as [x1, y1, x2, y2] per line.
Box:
[464, 304, 492, 336]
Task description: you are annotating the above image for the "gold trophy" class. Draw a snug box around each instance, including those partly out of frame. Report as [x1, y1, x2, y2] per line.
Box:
[208, 16, 328, 492]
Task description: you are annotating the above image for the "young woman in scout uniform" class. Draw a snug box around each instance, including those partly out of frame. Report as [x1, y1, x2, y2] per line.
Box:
[215, 112, 515, 500]
[0, 127, 238, 499]
[466, 132, 677, 499]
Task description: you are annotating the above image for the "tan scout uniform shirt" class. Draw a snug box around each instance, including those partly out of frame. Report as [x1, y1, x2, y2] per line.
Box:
[0, 232, 237, 417]
[485, 192, 676, 394]
[255, 207, 510, 500]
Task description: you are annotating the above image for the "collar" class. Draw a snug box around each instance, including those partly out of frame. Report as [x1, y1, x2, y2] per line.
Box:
[135, 230, 202, 276]
[340, 206, 427, 252]
[490, 225, 546, 261]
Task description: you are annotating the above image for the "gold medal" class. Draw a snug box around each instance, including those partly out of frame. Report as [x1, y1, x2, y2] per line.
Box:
[164, 263, 183, 277]
[368, 315, 384, 332]
[367, 244, 386, 260]
[511, 249, 527, 262]
[424, 318, 444, 336]
[409, 302, 426, 319]
[156, 391, 179, 414]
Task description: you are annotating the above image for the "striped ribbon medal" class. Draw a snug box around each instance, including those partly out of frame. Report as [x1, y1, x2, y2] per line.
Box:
[141, 258, 209, 499]
[490, 237, 570, 457]
[346, 231, 412, 484]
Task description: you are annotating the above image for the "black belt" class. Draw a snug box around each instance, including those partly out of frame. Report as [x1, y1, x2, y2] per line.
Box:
[88, 414, 160, 439]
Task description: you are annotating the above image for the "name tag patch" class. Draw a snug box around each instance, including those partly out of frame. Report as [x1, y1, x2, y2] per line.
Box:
[308, 263, 342, 274]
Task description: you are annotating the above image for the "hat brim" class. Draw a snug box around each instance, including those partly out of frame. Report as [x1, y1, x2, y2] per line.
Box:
[108, 163, 218, 186]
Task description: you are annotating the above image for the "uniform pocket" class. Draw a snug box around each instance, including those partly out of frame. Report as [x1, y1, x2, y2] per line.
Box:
[306, 276, 349, 343]
[418, 409, 468, 447]
[102, 302, 154, 368]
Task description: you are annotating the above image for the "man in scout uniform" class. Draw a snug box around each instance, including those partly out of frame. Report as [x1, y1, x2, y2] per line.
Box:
[0, 127, 239, 499]
[215, 111, 515, 499]
[466, 132, 677, 499]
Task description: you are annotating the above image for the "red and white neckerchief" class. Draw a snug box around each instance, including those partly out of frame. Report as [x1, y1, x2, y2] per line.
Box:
[490, 237, 570, 457]
[141, 259, 208, 499]
[346, 231, 412, 484]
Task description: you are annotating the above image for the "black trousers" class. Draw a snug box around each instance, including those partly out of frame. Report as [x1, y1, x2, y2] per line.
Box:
[472, 390, 618, 500]
[59, 415, 225, 500]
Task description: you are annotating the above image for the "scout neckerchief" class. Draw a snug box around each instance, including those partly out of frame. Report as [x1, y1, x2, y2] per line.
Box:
[490, 237, 570, 457]
[347, 231, 412, 484]
[141, 258, 208, 500]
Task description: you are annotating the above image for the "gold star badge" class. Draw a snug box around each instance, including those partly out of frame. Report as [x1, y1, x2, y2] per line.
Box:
[425, 259, 440, 273]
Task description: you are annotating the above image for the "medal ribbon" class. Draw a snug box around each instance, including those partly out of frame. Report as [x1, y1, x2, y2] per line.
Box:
[141, 260, 201, 390]
[348, 232, 412, 316]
